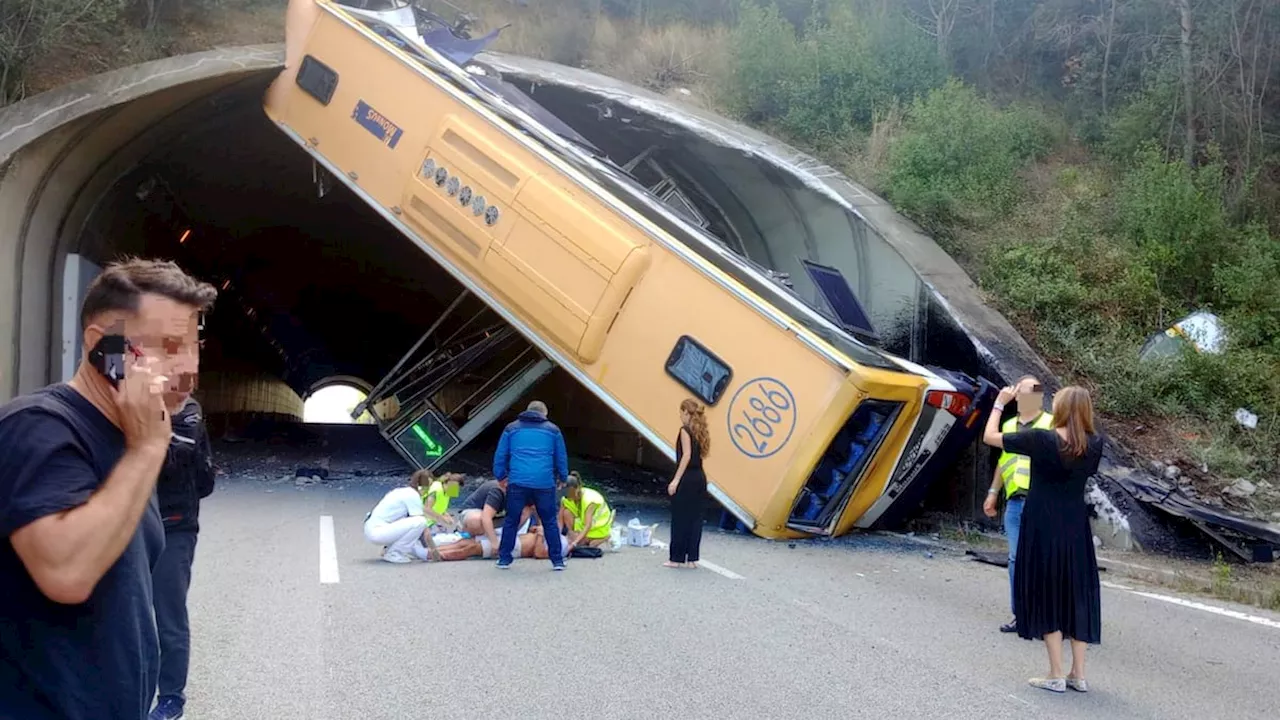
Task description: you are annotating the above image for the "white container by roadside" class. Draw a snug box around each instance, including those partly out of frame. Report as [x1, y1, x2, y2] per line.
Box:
[626, 517, 656, 547]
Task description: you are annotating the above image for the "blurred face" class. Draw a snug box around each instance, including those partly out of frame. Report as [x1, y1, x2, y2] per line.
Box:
[567, 485, 581, 502]
[1016, 378, 1044, 410]
[680, 408, 690, 425]
[84, 293, 202, 412]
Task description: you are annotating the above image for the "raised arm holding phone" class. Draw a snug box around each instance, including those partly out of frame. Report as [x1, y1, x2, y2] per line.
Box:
[0, 259, 217, 720]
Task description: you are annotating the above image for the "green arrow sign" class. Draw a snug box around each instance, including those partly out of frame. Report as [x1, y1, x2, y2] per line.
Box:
[411, 423, 443, 458]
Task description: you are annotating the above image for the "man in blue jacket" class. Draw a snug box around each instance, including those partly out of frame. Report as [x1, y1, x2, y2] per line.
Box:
[493, 400, 568, 570]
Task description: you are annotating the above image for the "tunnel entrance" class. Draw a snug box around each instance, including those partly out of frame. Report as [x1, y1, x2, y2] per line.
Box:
[64, 70, 650, 474]
[303, 384, 374, 424]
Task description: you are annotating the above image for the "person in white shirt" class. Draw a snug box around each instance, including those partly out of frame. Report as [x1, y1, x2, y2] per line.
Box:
[364, 477, 433, 564]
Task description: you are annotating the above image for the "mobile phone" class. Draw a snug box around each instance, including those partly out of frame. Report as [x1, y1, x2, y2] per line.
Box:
[88, 334, 132, 389]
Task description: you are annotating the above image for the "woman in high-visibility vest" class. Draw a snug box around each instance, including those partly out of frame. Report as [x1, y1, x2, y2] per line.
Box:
[416, 470, 463, 533]
[559, 471, 614, 553]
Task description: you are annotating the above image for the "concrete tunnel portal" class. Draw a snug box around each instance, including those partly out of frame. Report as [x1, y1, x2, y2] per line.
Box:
[1, 44, 1023, 526]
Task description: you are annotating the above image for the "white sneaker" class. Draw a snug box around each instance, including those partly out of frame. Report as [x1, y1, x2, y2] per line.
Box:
[382, 550, 412, 564]
[410, 541, 431, 562]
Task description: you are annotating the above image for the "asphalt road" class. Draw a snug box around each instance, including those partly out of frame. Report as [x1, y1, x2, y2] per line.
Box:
[183, 479, 1280, 720]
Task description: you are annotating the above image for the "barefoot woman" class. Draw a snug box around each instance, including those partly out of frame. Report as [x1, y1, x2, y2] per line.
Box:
[666, 398, 710, 569]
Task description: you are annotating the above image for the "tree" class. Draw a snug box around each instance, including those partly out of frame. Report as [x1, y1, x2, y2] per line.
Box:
[0, 0, 125, 106]
[1175, 0, 1195, 166]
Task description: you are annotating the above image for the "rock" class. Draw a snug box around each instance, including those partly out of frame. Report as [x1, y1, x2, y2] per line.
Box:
[1224, 479, 1257, 498]
[1163, 465, 1181, 481]
[1272, 511, 1280, 521]
[1152, 460, 1167, 474]
[1257, 480, 1273, 490]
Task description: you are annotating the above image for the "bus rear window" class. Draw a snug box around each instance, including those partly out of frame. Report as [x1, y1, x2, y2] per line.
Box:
[789, 400, 900, 529]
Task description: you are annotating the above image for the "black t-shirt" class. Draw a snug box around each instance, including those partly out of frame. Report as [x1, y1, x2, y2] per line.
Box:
[0, 384, 165, 720]
[460, 479, 506, 513]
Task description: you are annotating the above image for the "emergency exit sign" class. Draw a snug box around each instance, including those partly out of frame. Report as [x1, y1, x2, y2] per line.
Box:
[391, 405, 460, 469]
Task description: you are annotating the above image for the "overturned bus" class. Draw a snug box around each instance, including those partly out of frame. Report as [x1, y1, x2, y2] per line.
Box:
[261, 0, 998, 539]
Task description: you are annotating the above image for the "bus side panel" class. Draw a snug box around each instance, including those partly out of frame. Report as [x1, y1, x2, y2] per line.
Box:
[402, 159, 511, 269]
[590, 251, 850, 522]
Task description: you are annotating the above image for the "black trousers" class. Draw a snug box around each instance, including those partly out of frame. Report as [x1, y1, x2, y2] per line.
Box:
[153, 529, 198, 706]
[669, 482, 705, 563]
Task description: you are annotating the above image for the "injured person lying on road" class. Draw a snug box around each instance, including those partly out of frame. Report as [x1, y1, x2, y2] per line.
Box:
[424, 521, 570, 563]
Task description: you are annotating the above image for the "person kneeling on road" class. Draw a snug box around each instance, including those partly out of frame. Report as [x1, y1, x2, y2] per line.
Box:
[419, 470, 463, 533]
[559, 471, 613, 554]
[363, 473, 439, 564]
[457, 477, 508, 553]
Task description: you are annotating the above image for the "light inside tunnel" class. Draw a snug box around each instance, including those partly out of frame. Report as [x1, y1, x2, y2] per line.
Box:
[303, 384, 374, 424]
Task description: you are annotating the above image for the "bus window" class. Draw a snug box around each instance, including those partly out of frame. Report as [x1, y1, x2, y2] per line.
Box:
[788, 399, 902, 533]
[664, 335, 733, 406]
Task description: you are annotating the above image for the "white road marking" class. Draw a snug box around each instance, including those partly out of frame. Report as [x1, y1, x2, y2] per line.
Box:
[1129, 590, 1280, 631]
[651, 539, 745, 580]
[1099, 578, 1280, 630]
[319, 516, 340, 584]
[699, 560, 747, 580]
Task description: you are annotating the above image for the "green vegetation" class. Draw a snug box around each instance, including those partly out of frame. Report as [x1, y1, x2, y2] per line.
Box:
[4, 0, 1278, 507]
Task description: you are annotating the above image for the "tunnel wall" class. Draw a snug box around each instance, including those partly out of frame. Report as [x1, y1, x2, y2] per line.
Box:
[0, 45, 285, 400]
[198, 371, 305, 420]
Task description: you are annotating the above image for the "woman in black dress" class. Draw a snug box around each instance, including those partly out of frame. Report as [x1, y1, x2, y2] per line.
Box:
[983, 383, 1104, 694]
[665, 398, 710, 569]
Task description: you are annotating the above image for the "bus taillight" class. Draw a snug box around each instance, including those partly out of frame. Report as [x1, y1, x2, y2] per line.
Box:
[925, 390, 971, 417]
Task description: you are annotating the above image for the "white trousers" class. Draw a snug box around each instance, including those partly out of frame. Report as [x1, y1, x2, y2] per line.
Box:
[365, 516, 428, 556]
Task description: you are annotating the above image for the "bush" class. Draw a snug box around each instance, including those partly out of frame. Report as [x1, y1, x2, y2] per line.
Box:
[0, 0, 128, 105]
[590, 18, 728, 91]
[719, 2, 943, 145]
[1114, 144, 1233, 311]
[1214, 225, 1280, 353]
[883, 79, 1054, 231]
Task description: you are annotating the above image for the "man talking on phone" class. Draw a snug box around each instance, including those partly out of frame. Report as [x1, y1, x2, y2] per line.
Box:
[983, 375, 1054, 634]
[0, 258, 217, 719]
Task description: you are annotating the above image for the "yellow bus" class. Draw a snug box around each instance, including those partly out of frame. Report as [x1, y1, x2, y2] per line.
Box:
[262, 0, 994, 539]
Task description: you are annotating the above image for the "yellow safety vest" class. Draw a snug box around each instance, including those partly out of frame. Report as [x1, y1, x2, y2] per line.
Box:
[562, 487, 614, 539]
[421, 481, 452, 526]
[998, 412, 1055, 499]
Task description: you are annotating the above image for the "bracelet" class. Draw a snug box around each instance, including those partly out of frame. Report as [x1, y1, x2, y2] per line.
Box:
[987, 489, 998, 495]
[992, 403, 1005, 412]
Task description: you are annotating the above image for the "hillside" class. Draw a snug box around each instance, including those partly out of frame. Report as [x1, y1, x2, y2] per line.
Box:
[7, 0, 1279, 524]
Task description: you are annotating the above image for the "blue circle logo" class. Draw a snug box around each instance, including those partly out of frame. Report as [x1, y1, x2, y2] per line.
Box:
[726, 377, 797, 459]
